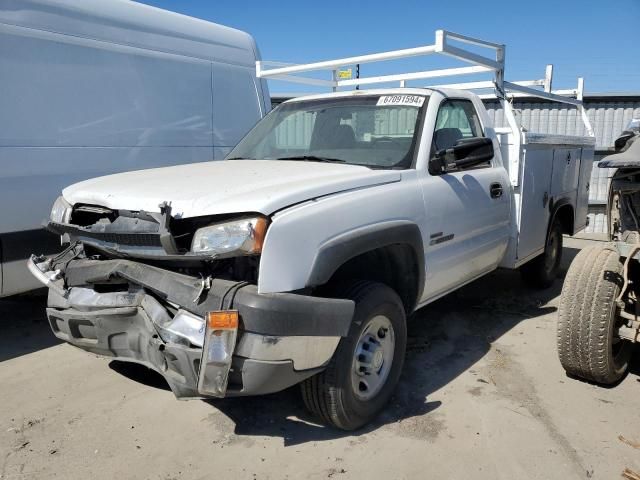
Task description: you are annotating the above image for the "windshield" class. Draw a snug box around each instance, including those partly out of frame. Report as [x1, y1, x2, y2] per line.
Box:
[227, 94, 427, 169]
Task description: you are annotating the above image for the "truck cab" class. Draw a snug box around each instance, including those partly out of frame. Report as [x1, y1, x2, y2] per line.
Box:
[30, 30, 595, 430]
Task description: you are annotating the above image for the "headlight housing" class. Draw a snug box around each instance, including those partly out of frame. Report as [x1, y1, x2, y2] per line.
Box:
[191, 216, 268, 256]
[50, 196, 72, 224]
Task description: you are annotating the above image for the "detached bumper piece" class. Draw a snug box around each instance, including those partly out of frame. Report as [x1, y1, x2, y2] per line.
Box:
[32, 256, 354, 398]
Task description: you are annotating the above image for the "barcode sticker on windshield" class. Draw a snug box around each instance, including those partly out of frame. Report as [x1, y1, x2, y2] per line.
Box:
[376, 95, 425, 107]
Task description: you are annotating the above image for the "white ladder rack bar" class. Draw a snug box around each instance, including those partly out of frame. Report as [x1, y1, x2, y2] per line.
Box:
[258, 29, 594, 137]
[435, 30, 502, 70]
[256, 44, 439, 77]
[503, 81, 582, 106]
[257, 30, 503, 90]
[336, 65, 491, 88]
[426, 78, 546, 91]
[436, 29, 504, 50]
[265, 74, 335, 87]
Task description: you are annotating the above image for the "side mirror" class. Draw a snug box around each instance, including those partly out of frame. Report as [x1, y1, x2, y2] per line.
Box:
[431, 137, 494, 173]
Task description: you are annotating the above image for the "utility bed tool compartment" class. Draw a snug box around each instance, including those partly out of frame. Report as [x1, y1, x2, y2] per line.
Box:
[512, 137, 595, 266]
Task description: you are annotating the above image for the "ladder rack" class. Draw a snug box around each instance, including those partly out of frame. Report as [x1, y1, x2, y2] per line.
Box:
[257, 29, 594, 137]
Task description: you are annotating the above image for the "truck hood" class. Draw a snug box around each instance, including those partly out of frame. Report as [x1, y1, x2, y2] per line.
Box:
[63, 160, 401, 218]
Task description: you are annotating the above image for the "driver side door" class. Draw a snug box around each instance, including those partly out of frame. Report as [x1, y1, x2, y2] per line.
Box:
[419, 98, 510, 303]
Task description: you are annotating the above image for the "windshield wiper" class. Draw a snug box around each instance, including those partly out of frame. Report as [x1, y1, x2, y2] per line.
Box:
[276, 155, 346, 163]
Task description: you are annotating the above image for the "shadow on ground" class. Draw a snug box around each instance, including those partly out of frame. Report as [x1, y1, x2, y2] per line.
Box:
[7, 244, 637, 445]
[0, 289, 60, 362]
[109, 246, 586, 445]
[205, 269, 560, 445]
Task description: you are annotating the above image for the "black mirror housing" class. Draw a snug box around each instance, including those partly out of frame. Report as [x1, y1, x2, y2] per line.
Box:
[431, 137, 494, 173]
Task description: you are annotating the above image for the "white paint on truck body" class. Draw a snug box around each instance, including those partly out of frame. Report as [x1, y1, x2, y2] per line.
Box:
[63, 160, 401, 219]
[51, 85, 594, 310]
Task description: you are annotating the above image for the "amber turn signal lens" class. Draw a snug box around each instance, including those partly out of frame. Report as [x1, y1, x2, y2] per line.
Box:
[251, 217, 268, 254]
[206, 310, 239, 330]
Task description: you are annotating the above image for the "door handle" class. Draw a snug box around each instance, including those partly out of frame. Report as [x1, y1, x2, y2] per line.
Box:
[490, 182, 503, 199]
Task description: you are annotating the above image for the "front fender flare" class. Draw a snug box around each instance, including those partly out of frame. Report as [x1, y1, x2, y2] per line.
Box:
[306, 221, 425, 294]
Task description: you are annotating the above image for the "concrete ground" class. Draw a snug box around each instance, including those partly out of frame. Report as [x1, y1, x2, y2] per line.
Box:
[1, 238, 639, 480]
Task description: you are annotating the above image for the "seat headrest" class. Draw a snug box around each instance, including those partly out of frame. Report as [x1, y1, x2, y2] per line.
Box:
[433, 128, 463, 150]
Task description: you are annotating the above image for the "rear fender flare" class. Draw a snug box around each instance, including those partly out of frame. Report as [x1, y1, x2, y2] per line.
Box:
[548, 197, 574, 236]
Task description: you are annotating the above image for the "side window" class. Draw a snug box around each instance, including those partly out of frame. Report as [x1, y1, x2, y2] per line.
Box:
[432, 99, 483, 151]
[430, 99, 489, 173]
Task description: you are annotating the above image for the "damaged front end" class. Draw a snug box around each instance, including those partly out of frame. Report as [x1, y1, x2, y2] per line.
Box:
[600, 123, 640, 345]
[31, 202, 354, 399]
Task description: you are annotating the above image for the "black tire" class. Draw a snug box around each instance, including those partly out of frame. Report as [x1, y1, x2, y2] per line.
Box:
[520, 219, 563, 288]
[557, 244, 633, 384]
[301, 281, 407, 430]
[621, 230, 640, 244]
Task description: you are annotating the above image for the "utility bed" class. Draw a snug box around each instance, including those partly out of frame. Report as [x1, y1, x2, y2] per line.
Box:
[498, 132, 595, 268]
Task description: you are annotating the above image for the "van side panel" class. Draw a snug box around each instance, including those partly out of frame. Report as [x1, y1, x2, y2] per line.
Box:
[0, 1, 266, 296]
[212, 62, 265, 149]
[0, 0, 258, 67]
[0, 24, 215, 234]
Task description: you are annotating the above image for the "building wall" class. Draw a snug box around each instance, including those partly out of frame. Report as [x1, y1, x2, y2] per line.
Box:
[485, 97, 640, 234]
[484, 98, 640, 149]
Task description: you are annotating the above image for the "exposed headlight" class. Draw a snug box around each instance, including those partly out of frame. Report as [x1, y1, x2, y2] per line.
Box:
[50, 196, 72, 224]
[191, 216, 268, 256]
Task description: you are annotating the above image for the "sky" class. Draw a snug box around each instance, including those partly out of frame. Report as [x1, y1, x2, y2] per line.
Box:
[138, 0, 640, 95]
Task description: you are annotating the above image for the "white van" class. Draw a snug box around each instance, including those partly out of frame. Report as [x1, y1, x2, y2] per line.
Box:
[0, 0, 269, 296]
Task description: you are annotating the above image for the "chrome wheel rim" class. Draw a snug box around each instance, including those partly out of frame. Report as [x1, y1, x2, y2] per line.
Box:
[351, 315, 395, 401]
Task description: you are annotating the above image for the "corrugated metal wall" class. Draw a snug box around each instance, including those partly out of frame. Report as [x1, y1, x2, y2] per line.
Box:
[484, 99, 640, 149]
[485, 97, 640, 234]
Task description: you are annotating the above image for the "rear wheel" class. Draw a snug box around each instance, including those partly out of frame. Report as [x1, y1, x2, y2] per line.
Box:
[521, 218, 563, 288]
[557, 244, 633, 384]
[301, 281, 406, 430]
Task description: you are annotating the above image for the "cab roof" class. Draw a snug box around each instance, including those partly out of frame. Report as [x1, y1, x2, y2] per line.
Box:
[281, 87, 478, 104]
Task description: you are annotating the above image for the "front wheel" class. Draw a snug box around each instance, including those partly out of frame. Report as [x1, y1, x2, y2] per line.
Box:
[301, 281, 407, 430]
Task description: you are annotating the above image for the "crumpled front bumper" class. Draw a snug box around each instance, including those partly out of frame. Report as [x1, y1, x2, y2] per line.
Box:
[31, 255, 354, 398]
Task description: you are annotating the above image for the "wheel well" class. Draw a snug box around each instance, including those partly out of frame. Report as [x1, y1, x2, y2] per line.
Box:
[553, 204, 574, 235]
[325, 244, 420, 314]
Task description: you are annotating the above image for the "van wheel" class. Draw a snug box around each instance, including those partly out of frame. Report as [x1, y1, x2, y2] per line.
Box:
[520, 219, 563, 288]
[301, 281, 406, 430]
[557, 245, 633, 384]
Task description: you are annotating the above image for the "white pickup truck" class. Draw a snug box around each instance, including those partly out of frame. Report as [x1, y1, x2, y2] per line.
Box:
[30, 31, 595, 430]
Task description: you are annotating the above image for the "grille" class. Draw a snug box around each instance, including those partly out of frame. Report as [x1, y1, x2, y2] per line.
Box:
[48, 222, 163, 248]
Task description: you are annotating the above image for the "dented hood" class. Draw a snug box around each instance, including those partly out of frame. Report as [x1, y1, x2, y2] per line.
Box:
[62, 160, 401, 218]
